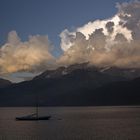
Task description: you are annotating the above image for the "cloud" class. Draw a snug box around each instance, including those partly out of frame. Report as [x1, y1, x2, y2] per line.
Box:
[106, 21, 114, 33]
[1, 0, 140, 80]
[0, 31, 55, 74]
[59, 0, 140, 68]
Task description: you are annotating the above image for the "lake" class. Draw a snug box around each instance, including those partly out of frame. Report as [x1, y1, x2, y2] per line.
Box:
[0, 106, 140, 140]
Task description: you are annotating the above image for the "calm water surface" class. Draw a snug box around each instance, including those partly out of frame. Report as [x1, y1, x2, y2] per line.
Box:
[0, 106, 140, 140]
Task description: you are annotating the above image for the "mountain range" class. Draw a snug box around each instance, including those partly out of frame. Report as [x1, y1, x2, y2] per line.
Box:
[0, 62, 140, 106]
[0, 78, 12, 88]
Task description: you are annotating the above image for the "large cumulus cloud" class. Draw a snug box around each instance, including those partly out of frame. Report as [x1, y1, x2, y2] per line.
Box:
[1, 0, 140, 80]
[0, 31, 55, 74]
[59, 0, 140, 68]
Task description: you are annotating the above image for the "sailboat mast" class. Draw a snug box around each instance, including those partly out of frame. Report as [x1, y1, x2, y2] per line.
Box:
[36, 94, 39, 118]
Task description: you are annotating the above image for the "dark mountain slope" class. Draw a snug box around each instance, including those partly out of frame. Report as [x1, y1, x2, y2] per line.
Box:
[0, 78, 12, 88]
[0, 63, 140, 106]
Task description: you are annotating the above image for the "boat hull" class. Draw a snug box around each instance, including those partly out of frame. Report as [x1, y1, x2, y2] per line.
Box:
[16, 116, 51, 121]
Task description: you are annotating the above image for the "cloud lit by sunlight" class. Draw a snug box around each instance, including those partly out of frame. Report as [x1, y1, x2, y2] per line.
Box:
[0, 31, 55, 74]
[59, 1, 140, 68]
[1, 1, 140, 82]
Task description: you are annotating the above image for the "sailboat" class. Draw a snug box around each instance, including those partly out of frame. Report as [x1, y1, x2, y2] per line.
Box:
[16, 112, 51, 121]
[16, 94, 51, 121]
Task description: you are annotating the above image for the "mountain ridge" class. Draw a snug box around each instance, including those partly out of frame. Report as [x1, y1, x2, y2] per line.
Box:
[0, 78, 12, 88]
[0, 63, 140, 106]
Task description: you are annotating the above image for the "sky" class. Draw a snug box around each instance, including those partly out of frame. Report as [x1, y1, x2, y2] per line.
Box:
[1, 0, 140, 82]
[0, 0, 130, 56]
